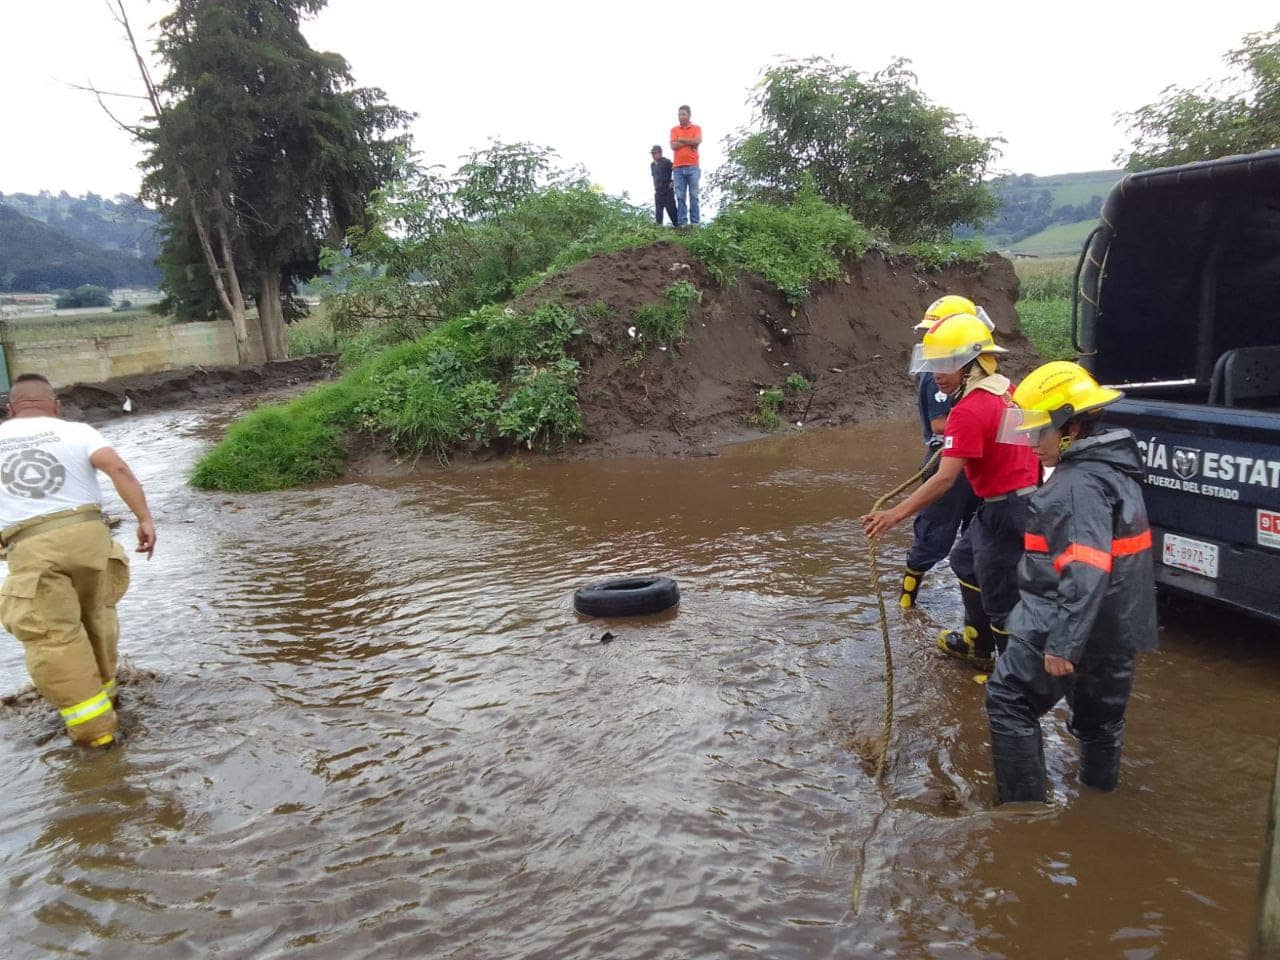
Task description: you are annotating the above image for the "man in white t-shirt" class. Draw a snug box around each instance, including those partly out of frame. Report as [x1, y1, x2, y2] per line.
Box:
[0, 373, 156, 748]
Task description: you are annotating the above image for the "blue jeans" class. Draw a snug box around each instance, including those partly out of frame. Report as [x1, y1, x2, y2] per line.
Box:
[673, 166, 700, 225]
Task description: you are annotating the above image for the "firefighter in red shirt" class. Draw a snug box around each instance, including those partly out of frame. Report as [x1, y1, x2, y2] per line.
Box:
[861, 310, 1040, 669]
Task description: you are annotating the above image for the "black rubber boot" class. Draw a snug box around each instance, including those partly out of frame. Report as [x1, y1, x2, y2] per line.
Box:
[958, 581, 996, 659]
[1079, 740, 1122, 792]
[898, 567, 925, 610]
[991, 732, 1047, 803]
[937, 627, 995, 670]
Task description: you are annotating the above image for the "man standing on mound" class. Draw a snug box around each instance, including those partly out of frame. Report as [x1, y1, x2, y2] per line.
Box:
[0, 373, 156, 748]
[669, 104, 702, 226]
[649, 145, 678, 226]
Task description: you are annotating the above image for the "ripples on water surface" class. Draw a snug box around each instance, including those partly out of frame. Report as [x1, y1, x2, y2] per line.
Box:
[0, 402, 1276, 959]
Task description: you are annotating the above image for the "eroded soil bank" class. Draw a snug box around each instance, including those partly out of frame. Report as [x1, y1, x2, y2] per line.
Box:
[51, 356, 334, 424]
[529, 244, 1036, 459]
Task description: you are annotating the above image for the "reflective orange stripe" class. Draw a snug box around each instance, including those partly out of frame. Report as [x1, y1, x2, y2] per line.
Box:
[1112, 529, 1153, 556]
[1030, 527, 1152, 574]
[1053, 544, 1113, 574]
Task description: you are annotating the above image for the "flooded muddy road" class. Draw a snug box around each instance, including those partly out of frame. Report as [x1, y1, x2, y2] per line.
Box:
[1, 402, 1277, 959]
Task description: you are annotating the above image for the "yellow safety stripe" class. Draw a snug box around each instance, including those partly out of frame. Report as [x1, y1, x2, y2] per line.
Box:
[60, 690, 113, 727]
[103, 678, 117, 697]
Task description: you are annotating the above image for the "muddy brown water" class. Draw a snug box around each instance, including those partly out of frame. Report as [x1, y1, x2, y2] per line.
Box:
[1, 402, 1277, 959]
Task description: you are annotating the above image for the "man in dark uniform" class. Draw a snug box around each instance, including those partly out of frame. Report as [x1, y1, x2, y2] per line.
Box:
[985, 361, 1158, 803]
[899, 296, 982, 610]
[649, 145, 677, 227]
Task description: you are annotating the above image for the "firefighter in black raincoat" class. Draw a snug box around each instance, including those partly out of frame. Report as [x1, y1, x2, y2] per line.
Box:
[985, 361, 1158, 803]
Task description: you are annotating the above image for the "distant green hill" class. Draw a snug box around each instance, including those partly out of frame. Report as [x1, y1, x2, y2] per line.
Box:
[0, 203, 160, 292]
[1005, 220, 1096, 257]
[973, 169, 1121, 250]
[0, 191, 160, 261]
[999, 170, 1120, 210]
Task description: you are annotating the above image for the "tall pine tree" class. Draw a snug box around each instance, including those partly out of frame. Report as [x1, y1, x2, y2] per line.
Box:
[140, 0, 411, 360]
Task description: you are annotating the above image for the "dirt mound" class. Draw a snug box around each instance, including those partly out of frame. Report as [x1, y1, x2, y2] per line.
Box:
[52, 356, 334, 424]
[520, 242, 1034, 458]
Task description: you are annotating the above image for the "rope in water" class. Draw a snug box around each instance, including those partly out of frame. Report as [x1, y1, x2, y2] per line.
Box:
[851, 448, 942, 911]
[865, 448, 941, 782]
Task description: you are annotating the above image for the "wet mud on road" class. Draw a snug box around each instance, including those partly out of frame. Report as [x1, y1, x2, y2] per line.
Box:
[0, 400, 1277, 959]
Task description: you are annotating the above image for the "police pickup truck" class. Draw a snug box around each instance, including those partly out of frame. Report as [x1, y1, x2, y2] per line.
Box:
[1075, 149, 1280, 623]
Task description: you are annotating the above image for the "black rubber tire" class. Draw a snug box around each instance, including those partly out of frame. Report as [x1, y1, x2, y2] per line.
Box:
[573, 576, 680, 618]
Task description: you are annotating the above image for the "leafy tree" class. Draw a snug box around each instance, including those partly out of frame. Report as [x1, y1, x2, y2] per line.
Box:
[324, 144, 647, 338]
[716, 57, 1000, 242]
[55, 285, 113, 309]
[1119, 22, 1280, 170]
[138, 0, 411, 359]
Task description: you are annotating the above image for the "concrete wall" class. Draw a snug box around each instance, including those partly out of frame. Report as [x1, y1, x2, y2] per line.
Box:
[3, 319, 265, 387]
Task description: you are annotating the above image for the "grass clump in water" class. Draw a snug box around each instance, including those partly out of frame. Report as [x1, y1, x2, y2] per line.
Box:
[191, 303, 588, 491]
[190, 381, 362, 491]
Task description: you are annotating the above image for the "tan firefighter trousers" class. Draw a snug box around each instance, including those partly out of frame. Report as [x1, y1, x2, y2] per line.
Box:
[0, 509, 130, 745]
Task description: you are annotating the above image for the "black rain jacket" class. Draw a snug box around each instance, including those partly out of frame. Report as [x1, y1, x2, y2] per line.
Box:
[1007, 429, 1158, 663]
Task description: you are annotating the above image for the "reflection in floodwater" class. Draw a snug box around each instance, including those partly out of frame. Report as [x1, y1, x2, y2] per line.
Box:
[0, 401, 1276, 958]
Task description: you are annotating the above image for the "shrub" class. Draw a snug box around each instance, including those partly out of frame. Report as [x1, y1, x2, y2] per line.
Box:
[756, 387, 785, 430]
[785, 373, 810, 393]
[288, 311, 339, 357]
[903, 237, 988, 270]
[683, 190, 874, 302]
[632, 279, 702, 347]
[55, 284, 113, 309]
[497, 359, 582, 449]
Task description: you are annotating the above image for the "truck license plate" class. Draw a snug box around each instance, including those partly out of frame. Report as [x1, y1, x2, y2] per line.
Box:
[1162, 533, 1219, 578]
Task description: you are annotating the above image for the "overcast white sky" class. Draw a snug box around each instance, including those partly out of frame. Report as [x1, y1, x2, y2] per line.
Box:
[3, 0, 1276, 202]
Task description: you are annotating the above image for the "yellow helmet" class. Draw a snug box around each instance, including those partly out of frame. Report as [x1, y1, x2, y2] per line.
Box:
[909, 312, 1007, 375]
[999, 361, 1123, 442]
[914, 294, 995, 332]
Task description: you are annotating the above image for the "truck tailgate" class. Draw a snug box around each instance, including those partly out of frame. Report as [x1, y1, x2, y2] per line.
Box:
[1102, 397, 1280, 623]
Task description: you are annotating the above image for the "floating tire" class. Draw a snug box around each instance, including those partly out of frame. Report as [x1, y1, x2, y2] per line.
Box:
[573, 576, 680, 618]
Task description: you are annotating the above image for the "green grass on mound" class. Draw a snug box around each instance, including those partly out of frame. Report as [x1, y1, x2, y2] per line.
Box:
[191, 302, 589, 491]
[197, 193, 996, 492]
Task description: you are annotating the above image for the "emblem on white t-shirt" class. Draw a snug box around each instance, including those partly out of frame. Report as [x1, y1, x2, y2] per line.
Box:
[1, 448, 68, 500]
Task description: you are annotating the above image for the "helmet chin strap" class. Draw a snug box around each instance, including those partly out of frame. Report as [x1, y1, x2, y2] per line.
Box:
[956, 361, 984, 399]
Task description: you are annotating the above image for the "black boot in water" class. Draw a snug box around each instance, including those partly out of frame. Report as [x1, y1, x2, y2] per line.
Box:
[1079, 740, 1122, 791]
[991, 732, 1047, 803]
[898, 567, 924, 610]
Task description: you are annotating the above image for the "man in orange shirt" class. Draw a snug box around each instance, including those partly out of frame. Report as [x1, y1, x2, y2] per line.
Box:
[669, 105, 702, 226]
